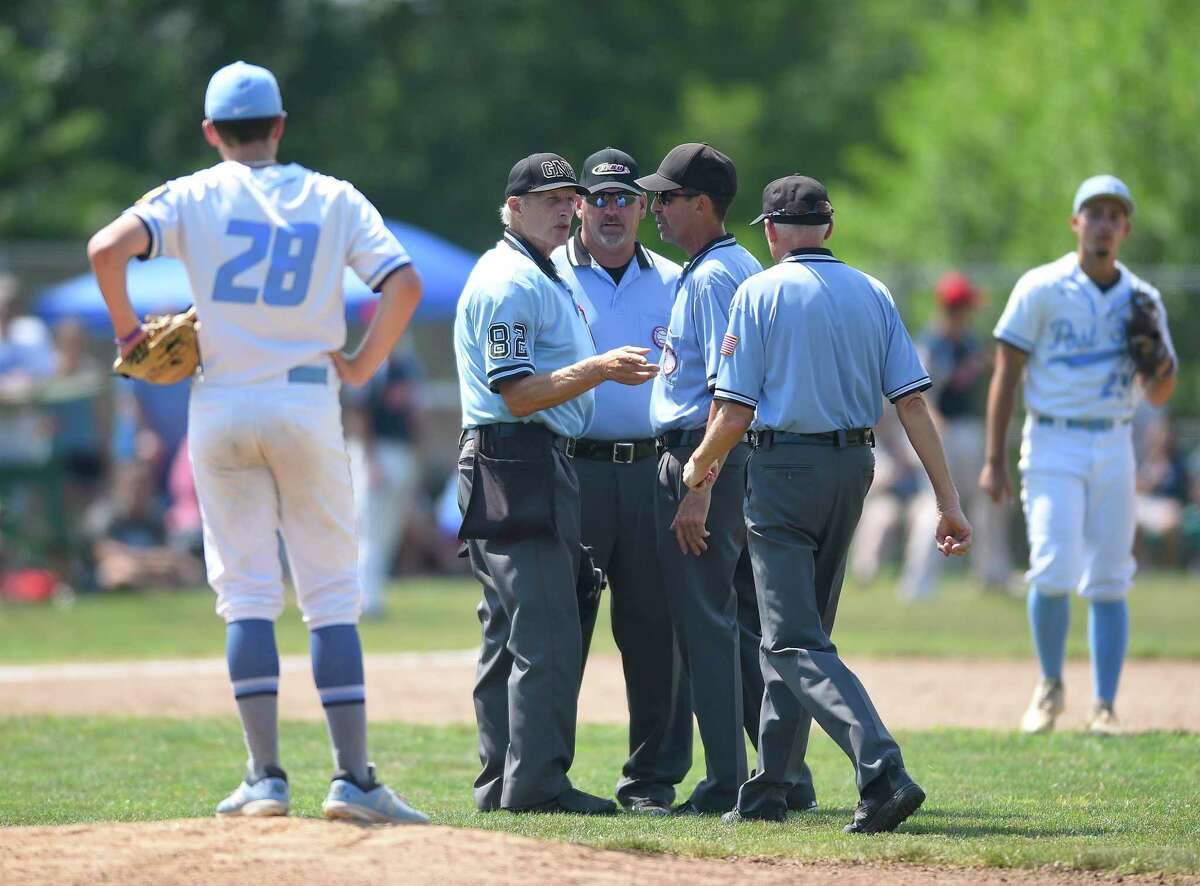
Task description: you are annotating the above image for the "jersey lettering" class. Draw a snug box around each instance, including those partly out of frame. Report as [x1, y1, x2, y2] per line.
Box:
[488, 323, 510, 359]
[212, 219, 320, 307]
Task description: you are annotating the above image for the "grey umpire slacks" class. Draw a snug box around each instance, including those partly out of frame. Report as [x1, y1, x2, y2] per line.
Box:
[576, 455, 692, 807]
[737, 441, 906, 818]
[458, 436, 584, 811]
[656, 442, 812, 812]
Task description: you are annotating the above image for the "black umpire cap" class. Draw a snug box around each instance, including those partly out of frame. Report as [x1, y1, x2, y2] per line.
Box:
[505, 153, 588, 198]
[750, 175, 834, 225]
[635, 143, 737, 197]
[579, 148, 641, 194]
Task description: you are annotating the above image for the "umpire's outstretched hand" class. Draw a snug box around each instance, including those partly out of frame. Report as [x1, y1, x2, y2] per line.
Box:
[599, 346, 659, 386]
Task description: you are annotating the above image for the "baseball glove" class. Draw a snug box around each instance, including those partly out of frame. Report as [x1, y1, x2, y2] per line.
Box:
[1125, 289, 1168, 377]
[112, 306, 201, 384]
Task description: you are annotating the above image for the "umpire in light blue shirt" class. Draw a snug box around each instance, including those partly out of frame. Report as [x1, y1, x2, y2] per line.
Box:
[636, 143, 808, 816]
[682, 175, 972, 833]
[550, 148, 691, 815]
[454, 152, 659, 816]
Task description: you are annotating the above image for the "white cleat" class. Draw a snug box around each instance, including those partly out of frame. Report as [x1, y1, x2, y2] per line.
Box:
[322, 766, 430, 825]
[1088, 702, 1121, 737]
[1020, 678, 1064, 734]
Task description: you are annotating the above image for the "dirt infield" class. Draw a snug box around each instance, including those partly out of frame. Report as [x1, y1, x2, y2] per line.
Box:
[1, 652, 1197, 732]
[1, 818, 1195, 886]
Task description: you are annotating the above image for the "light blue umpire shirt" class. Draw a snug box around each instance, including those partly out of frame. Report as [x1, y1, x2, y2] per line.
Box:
[649, 234, 762, 435]
[714, 248, 931, 432]
[552, 233, 680, 440]
[454, 229, 597, 439]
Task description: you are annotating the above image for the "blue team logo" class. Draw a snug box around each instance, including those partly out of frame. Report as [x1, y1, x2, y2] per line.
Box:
[652, 325, 668, 349]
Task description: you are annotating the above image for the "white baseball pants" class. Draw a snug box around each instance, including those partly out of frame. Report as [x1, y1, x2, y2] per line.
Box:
[189, 371, 361, 628]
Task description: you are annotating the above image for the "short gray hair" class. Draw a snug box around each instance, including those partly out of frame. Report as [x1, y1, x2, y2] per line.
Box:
[499, 196, 523, 226]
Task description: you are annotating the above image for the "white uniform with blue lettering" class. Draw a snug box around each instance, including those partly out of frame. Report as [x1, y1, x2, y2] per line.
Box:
[994, 253, 1176, 600]
[127, 161, 411, 626]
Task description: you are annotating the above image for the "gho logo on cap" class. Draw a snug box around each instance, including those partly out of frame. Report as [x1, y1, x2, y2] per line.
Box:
[505, 152, 588, 198]
[541, 159, 574, 179]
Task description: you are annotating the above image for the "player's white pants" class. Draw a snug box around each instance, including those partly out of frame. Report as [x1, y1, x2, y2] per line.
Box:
[189, 371, 361, 628]
[348, 438, 419, 613]
[900, 417, 1012, 598]
[1018, 416, 1136, 601]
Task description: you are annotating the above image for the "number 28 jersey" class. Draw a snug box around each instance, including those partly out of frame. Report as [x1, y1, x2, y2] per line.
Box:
[126, 161, 410, 385]
[994, 253, 1176, 421]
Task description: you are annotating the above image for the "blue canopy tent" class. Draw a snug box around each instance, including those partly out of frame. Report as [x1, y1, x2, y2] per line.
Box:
[35, 219, 476, 333]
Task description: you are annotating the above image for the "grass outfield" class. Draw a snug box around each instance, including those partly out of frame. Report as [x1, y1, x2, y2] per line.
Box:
[2, 716, 1197, 874]
[1, 572, 1197, 663]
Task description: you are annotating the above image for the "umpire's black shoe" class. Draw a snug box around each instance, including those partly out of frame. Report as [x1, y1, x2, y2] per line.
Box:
[786, 787, 819, 813]
[670, 800, 707, 817]
[721, 805, 786, 824]
[627, 798, 672, 817]
[517, 787, 618, 816]
[843, 769, 925, 834]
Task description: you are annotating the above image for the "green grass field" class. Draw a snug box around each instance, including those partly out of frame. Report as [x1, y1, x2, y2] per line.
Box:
[2, 572, 1197, 663]
[3, 716, 1197, 874]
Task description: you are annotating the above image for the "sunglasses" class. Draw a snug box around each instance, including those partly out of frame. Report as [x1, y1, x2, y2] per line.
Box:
[656, 190, 702, 206]
[586, 192, 640, 208]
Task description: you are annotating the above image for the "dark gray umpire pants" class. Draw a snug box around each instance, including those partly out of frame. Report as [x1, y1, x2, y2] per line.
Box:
[458, 431, 583, 811]
[656, 440, 813, 812]
[575, 450, 692, 808]
[736, 438, 907, 819]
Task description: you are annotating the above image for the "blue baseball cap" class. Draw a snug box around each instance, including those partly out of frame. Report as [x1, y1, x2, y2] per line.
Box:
[204, 61, 285, 121]
[1072, 174, 1134, 216]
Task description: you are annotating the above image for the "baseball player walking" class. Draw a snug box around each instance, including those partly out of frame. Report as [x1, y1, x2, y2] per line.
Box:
[636, 144, 808, 816]
[550, 148, 692, 816]
[684, 175, 970, 833]
[454, 153, 658, 814]
[87, 61, 429, 823]
[982, 175, 1177, 736]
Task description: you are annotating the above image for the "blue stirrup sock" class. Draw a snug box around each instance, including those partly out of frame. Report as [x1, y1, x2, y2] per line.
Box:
[1028, 589, 1070, 681]
[311, 624, 370, 786]
[1089, 599, 1129, 705]
[226, 619, 281, 780]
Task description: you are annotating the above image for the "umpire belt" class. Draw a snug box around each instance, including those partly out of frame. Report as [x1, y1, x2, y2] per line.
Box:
[1032, 412, 1131, 432]
[573, 437, 658, 464]
[655, 427, 756, 453]
[753, 428, 876, 449]
[460, 423, 576, 457]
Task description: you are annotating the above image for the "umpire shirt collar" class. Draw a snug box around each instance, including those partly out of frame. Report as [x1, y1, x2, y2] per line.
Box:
[502, 227, 563, 282]
[782, 247, 841, 264]
[565, 231, 652, 272]
[679, 232, 737, 285]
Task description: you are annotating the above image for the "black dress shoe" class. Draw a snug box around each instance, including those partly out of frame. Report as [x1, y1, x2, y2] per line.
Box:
[627, 798, 671, 817]
[843, 771, 925, 834]
[513, 787, 618, 816]
[786, 788, 819, 813]
[721, 806, 785, 824]
[670, 800, 706, 817]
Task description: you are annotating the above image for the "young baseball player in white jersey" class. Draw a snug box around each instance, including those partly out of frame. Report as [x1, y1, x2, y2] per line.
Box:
[87, 61, 429, 822]
[981, 175, 1177, 736]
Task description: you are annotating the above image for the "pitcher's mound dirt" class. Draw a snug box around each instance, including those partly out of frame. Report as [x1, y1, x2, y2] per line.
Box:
[1, 818, 1194, 886]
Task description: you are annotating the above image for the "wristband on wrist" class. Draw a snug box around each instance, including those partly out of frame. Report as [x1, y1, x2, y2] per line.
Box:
[115, 326, 144, 347]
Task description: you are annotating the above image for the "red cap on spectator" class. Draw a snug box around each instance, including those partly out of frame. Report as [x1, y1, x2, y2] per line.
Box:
[935, 272, 979, 309]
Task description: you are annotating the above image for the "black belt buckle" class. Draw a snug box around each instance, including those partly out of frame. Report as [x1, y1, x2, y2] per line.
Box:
[612, 442, 635, 464]
[564, 437, 577, 458]
[745, 430, 760, 449]
[864, 428, 876, 448]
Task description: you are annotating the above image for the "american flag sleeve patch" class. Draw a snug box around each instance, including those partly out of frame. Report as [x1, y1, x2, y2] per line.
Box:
[720, 333, 739, 356]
